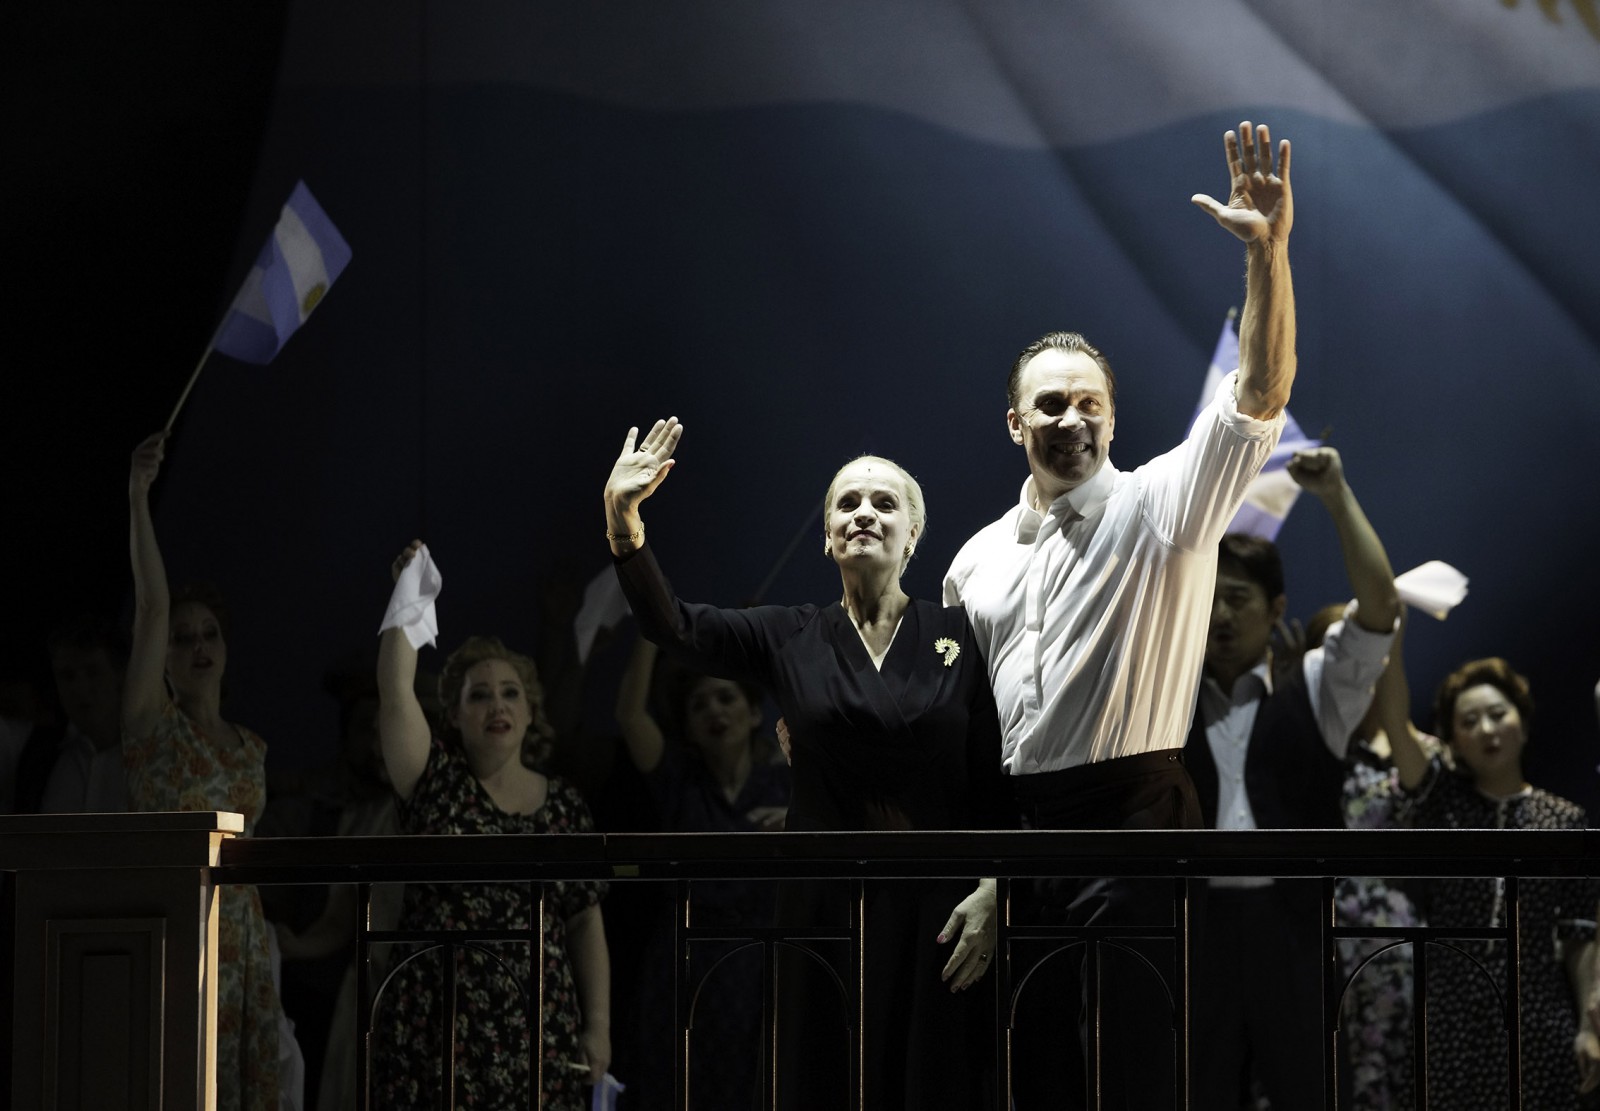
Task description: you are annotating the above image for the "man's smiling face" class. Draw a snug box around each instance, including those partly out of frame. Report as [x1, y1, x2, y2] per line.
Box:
[1008, 347, 1115, 505]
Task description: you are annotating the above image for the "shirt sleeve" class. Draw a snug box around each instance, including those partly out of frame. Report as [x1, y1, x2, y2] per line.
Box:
[1139, 369, 1286, 552]
[1303, 601, 1398, 760]
[943, 544, 971, 606]
[614, 545, 806, 691]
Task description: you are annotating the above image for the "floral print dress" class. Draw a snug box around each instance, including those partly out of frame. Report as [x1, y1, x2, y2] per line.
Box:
[1338, 753, 1426, 1110]
[123, 700, 281, 1111]
[1399, 757, 1600, 1111]
[373, 739, 606, 1110]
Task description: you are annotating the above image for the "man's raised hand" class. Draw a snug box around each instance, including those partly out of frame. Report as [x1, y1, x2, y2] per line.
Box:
[1192, 120, 1292, 246]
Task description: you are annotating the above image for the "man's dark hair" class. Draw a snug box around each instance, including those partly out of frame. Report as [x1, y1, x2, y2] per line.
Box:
[1217, 534, 1285, 600]
[1008, 331, 1118, 412]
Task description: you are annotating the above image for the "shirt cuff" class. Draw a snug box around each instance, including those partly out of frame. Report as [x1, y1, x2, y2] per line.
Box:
[1324, 600, 1400, 664]
[1212, 369, 1288, 441]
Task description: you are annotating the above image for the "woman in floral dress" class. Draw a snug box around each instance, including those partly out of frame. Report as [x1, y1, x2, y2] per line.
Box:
[1387, 655, 1600, 1109]
[122, 431, 281, 1111]
[373, 540, 610, 1109]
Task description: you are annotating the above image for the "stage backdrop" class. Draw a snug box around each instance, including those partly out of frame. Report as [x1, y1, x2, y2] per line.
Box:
[151, 0, 1600, 802]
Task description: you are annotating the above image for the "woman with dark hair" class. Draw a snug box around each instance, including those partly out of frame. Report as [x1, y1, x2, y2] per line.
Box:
[614, 635, 790, 1109]
[1387, 653, 1600, 1108]
[122, 431, 282, 1111]
[372, 540, 610, 1110]
[603, 418, 1009, 1111]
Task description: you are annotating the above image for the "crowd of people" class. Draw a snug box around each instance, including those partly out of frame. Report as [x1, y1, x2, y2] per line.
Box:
[5, 118, 1600, 1111]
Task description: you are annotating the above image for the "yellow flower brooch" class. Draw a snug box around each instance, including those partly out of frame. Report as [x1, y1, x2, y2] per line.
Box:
[934, 637, 961, 667]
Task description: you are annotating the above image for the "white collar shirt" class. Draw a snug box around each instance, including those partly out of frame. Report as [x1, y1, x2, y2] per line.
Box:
[1200, 606, 1395, 887]
[944, 370, 1284, 774]
[1200, 609, 1397, 831]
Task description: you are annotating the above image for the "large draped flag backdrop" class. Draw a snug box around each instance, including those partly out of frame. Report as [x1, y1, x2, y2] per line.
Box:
[159, 2, 1600, 792]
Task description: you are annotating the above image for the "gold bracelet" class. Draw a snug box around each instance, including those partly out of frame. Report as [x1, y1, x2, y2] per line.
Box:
[606, 526, 644, 543]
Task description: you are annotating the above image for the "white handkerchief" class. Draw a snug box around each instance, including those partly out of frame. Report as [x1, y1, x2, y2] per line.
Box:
[1394, 560, 1468, 621]
[591, 1072, 625, 1111]
[379, 544, 443, 649]
[573, 564, 632, 665]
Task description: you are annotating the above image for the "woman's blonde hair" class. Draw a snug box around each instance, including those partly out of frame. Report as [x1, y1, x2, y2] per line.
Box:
[438, 635, 555, 769]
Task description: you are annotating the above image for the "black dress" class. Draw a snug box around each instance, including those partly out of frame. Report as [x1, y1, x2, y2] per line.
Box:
[1401, 758, 1599, 1111]
[632, 748, 792, 1111]
[616, 546, 1009, 1111]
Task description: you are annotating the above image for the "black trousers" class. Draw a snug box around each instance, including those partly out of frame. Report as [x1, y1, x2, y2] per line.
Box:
[1009, 750, 1201, 1111]
[1190, 883, 1331, 1111]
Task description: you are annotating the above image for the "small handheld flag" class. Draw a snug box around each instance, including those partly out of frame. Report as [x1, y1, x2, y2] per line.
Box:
[165, 181, 351, 431]
[1190, 312, 1320, 540]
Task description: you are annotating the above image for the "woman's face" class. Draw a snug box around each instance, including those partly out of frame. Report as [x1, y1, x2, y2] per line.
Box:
[825, 460, 916, 575]
[683, 677, 760, 756]
[167, 602, 226, 694]
[452, 658, 533, 751]
[1447, 682, 1526, 782]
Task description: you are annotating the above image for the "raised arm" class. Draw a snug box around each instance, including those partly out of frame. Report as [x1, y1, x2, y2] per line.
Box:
[123, 432, 172, 738]
[1288, 448, 1400, 634]
[377, 540, 433, 800]
[1192, 121, 1295, 418]
[603, 418, 683, 558]
[614, 635, 667, 774]
[1374, 614, 1430, 792]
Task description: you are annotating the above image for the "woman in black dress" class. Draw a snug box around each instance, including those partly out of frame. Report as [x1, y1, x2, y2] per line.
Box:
[603, 417, 1008, 1111]
[614, 635, 790, 1109]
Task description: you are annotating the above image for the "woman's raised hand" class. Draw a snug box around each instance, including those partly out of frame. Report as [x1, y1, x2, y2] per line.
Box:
[604, 418, 683, 517]
[129, 431, 168, 498]
[391, 539, 424, 584]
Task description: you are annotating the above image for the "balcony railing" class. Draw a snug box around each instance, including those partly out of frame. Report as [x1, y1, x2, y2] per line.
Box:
[8, 815, 1599, 1110]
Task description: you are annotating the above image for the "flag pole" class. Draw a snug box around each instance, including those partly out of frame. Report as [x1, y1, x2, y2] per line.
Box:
[748, 503, 819, 605]
[163, 341, 217, 434]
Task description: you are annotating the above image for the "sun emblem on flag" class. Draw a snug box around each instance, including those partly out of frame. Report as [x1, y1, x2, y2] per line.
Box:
[301, 282, 328, 315]
[934, 637, 960, 667]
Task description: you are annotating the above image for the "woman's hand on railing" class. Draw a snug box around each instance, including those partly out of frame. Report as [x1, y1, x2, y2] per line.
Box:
[745, 805, 788, 832]
[938, 878, 998, 992]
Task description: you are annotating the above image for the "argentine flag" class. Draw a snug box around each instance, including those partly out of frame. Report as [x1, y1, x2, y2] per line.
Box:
[213, 181, 351, 365]
[1191, 314, 1320, 541]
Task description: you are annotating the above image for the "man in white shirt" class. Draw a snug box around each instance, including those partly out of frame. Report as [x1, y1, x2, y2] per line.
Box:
[1185, 447, 1398, 1108]
[944, 120, 1295, 1108]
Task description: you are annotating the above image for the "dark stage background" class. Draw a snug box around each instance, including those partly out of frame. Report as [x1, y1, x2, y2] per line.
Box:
[7, 1, 1600, 811]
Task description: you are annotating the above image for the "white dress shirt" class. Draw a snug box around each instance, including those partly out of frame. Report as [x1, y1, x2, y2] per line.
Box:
[1200, 610, 1395, 887]
[945, 370, 1283, 774]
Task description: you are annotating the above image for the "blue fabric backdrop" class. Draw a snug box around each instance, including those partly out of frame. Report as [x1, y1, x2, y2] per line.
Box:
[152, 1, 1600, 801]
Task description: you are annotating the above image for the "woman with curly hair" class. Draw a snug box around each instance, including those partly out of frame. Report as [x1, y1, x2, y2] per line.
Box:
[372, 540, 610, 1109]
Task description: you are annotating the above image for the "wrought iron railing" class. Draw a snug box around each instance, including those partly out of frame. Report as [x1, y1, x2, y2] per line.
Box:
[220, 828, 1600, 1111]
